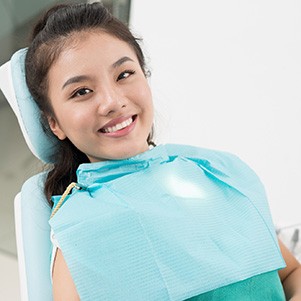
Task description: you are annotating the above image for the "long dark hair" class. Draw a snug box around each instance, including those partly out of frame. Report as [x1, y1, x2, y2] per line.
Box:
[25, 2, 153, 205]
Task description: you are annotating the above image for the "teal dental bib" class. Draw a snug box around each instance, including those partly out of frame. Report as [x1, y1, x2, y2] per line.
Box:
[49, 144, 285, 300]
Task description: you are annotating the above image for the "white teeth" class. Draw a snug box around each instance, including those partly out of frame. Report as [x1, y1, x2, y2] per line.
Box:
[103, 117, 133, 133]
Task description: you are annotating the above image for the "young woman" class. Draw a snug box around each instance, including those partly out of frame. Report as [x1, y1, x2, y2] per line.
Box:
[22, 2, 301, 300]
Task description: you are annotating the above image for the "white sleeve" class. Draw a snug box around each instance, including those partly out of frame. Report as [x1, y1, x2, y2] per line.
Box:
[50, 229, 60, 283]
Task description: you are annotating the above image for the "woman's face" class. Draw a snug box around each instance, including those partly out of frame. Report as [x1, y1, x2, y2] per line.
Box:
[47, 31, 154, 162]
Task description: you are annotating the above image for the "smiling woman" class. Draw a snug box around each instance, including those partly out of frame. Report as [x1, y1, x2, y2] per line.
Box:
[5, 1, 301, 301]
[46, 31, 153, 163]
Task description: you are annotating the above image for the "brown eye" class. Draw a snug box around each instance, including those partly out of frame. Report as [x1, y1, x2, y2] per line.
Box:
[117, 70, 135, 81]
[71, 88, 93, 98]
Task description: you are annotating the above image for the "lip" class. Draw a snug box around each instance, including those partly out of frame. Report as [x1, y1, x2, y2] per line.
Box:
[98, 115, 137, 137]
[101, 115, 134, 129]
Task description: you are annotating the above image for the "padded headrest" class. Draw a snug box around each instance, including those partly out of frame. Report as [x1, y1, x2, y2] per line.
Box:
[0, 48, 58, 163]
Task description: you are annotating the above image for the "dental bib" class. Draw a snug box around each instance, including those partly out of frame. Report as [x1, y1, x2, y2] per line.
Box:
[49, 144, 285, 301]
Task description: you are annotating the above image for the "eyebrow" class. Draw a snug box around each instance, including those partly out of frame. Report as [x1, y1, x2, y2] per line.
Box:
[62, 56, 135, 90]
[62, 75, 91, 90]
[111, 56, 134, 69]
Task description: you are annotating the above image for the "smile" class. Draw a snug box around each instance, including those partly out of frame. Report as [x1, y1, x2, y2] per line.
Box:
[100, 116, 135, 133]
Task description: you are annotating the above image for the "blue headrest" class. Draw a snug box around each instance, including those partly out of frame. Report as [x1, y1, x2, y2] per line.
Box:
[0, 48, 59, 163]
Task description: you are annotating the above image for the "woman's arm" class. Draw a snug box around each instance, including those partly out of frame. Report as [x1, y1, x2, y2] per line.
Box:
[52, 249, 80, 301]
[278, 239, 301, 300]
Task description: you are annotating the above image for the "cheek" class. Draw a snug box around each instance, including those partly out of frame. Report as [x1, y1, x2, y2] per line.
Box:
[132, 82, 153, 108]
[144, 89, 154, 117]
[56, 105, 93, 133]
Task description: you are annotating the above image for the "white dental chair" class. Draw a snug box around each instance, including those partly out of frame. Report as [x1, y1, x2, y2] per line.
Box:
[0, 49, 58, 301]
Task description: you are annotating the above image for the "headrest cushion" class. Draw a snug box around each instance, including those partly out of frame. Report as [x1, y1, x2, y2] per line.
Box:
[0, 48, 58, 163]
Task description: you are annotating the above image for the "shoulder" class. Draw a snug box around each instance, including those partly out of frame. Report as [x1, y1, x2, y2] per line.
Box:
[165, 143, 251, 171]
[164, 143, 263, 192]
[164, 144, 275, 224]
[165, 143, 238, 159]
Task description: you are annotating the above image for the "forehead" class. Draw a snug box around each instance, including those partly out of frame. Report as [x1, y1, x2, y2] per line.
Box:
[55, 30, 136, 65]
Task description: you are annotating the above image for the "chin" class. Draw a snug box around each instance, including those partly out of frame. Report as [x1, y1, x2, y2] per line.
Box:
[116, 142, 149, 159]
[89, 140, 150, 162]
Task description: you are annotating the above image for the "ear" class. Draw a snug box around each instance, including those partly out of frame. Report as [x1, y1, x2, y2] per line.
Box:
[47, 116, 67, 140]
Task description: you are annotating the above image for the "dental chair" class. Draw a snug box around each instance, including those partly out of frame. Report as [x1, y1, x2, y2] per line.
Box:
[0, 49, 58, 301]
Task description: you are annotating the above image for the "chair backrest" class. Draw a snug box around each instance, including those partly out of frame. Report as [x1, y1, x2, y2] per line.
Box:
[14, 174, 53, 301]
[0, 54, 54, 300]
[14, 193, 29, 301]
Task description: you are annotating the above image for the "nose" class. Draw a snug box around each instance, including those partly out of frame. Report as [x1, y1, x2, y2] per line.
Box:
[96, 87, 127, 116]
